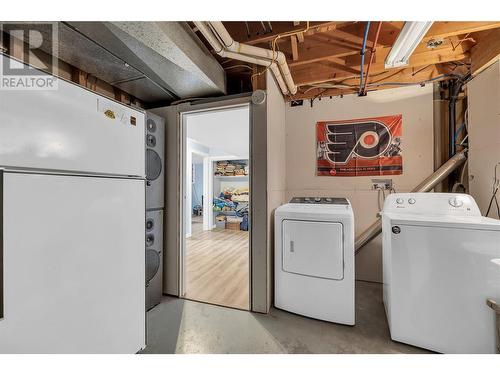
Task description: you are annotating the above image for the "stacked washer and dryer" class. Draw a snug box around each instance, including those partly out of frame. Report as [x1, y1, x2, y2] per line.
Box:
[145, 112, 165, 311]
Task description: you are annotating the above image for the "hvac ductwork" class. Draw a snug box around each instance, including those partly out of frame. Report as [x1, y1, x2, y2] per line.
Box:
[194, 21, 297, 95]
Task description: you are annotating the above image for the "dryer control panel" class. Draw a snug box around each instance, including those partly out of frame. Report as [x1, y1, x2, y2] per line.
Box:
[290, 197, 349, 205]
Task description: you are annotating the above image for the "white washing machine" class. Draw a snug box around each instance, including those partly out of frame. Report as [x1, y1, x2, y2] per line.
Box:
[382, 193, 500, 353]
[275, 197, 355, 325]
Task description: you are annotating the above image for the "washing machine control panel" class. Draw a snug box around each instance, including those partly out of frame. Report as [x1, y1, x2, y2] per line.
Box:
[382, 193, 481, 216]
[290, 197, 349, 205]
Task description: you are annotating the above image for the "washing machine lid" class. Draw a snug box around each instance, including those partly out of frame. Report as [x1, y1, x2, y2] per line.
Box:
[282, 219, 344, 280]
[385, 213, 500, 231]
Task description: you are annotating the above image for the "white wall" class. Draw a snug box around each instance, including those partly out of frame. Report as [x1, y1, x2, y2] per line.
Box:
[468, 60, 500, 219]
[185, 139, 210, 237]
[284, 85, 434, 282]
[266, 73, 287, 307]
[186, 107, 250, 159]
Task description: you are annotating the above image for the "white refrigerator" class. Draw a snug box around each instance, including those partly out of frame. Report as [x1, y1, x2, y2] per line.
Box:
[0, 54, 146, 353]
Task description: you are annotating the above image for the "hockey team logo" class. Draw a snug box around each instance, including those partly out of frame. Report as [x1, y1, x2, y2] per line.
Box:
[325, 120, 391, 164]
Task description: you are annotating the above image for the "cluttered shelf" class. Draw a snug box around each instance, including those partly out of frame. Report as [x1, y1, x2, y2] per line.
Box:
[214, 175, 249, 180]
[213, 159, 250, 232]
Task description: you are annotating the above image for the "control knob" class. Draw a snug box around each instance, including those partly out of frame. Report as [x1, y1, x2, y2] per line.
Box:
[449, 196, 464, 208]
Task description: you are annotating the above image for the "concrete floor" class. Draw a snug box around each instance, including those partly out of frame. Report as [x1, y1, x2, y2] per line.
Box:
[141, 281, 430, 354]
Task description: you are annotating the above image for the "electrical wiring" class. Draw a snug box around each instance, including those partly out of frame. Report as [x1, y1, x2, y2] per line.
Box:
[224, 64, 254, 71]
[367, 74, 459, 88]
[298, 70, 393, 91]
[486, 163, 500, 218]
[358, 21, 371, 96]
[303, 83, 356, 93]
[251, 22, 311, 82]
[411, 64, 432, 76]
[485, 186, 500, 218]
[300, 74, 463, 97]
[170, 97, 208, 105]
[459, 159, 469, 187]
[250, 36, 283, 81]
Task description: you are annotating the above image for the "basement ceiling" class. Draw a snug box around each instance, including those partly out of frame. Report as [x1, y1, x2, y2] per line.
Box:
[8, 21, 227, 103]
[195, 21, 500, 100]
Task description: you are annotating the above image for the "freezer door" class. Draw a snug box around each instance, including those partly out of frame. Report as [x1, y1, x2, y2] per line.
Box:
[282, 220, 344, 280]
[0, 54, 145, 177]
[0, 172, 145, 353]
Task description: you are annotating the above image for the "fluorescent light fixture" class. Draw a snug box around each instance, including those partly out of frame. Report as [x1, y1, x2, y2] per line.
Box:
[384, 21, 433, 68]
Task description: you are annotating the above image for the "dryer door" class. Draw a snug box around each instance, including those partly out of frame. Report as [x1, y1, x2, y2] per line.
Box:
[282, 220, 344, 280]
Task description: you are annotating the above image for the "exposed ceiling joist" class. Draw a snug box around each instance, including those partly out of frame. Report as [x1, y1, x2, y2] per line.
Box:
[423, 21, 500, 41]
[290, 35, 299, 61]
[198, 21, 500, 100]
[470, 28, 500, 75]
[292, 41, 470, 86]
[291, 65, 444, 100]
[287, 23, 485, 68]
[222, 21, 353, 45]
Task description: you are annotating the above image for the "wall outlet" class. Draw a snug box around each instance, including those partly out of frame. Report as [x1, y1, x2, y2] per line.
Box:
[371, 178, 393, 190]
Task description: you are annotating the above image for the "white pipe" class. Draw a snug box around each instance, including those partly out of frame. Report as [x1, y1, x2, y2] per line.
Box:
[194, 21, 290, 95]
[223, 51, 288, 94]
[195, 21, 224, 54]
[210, 21, 297, 95]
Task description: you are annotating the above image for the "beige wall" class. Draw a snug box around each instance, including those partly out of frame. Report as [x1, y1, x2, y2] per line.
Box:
[266, 73, 287, 308]
[284, 85, 434, 282]
[468, 59, 500, 219]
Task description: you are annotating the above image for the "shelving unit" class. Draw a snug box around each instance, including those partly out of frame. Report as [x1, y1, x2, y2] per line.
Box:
[212, 159, 250, 230]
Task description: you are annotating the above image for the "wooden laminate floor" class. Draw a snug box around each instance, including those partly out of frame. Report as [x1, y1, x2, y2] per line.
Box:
[185, 217, 249, 310]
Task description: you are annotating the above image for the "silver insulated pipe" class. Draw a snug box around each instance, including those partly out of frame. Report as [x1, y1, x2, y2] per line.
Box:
[354, 149, 468, 254]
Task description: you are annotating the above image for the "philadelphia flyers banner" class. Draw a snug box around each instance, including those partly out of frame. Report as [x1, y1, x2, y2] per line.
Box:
[316, 114, 402, 176]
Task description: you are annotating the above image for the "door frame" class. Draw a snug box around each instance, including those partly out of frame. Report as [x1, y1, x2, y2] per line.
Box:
[152, 93, 270, 313]
[180, 104, 251, 307]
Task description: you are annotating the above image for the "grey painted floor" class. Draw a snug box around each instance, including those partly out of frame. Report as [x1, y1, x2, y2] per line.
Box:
[141, 281, 430, 354]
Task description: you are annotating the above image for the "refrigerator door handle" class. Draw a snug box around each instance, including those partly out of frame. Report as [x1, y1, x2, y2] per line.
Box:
[0, 169, 3, 320]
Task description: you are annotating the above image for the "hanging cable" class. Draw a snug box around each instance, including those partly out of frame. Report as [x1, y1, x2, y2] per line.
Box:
[486, 163, 500, 218]
[358, 21, 371, 96]
[360, 21, 382, 96]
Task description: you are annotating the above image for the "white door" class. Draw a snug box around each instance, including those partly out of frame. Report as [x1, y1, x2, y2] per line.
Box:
[0, 172, 145, 353]
[282, 220, 344, 280]
[0, 53, 145, 177]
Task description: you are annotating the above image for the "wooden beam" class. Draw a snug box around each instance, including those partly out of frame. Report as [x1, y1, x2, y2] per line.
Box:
[290, 35, 299, 61]
[222, 21, 353, 46]
[423, 21, 500, 42]
[287, 22, 487, 68]
[296, 32, 304, 43]
[470, 28, 500, 75]
[71, 67, 87, 86]
[285, 23, 404, 68]
[250, 65, 266, 91]
[292, 43, 470, 86]
[289, 65, 443, 101]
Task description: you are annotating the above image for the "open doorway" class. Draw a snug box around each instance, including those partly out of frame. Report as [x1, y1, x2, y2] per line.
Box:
[182, 105, 250, 310]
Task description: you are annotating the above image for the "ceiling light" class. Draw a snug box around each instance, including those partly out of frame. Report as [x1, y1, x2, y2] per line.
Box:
[385, 21, 433, 68]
